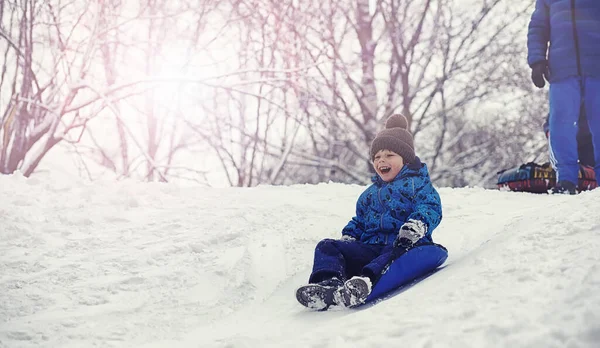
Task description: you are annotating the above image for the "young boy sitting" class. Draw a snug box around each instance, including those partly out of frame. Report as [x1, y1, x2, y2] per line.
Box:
[296, 114, 443, 310]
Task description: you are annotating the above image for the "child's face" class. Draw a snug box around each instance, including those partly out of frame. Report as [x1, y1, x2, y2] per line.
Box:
[373, 149, 404, 182]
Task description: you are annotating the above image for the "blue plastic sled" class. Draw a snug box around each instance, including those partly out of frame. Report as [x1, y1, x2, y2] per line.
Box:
[363, 243, 448, 304]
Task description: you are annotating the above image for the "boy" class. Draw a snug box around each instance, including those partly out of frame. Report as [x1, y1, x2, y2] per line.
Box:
[296, 114, 442, 310]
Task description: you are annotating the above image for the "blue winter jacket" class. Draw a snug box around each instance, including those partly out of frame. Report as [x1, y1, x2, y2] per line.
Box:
[341, 158, 442, 246]
[527, 0, 600, 82]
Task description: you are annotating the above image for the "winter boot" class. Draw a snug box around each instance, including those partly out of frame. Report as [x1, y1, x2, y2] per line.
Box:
[296, 278, 344, 310]
[334, 276, 372, 308]
[551, 180, 577, 195]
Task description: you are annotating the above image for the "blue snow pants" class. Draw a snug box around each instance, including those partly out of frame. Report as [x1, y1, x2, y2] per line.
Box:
[308, 238, 394, 284]
[549, 76, 600, 184]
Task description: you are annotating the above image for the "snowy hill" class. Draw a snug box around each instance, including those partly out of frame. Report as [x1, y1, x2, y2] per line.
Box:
[1, 173, 599, 348]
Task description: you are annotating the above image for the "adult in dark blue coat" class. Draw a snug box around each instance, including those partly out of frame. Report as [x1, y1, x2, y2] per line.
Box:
[528, 0, 600, 194]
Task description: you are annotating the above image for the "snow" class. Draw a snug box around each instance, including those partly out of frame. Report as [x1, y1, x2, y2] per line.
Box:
[1, 172, 600, 348]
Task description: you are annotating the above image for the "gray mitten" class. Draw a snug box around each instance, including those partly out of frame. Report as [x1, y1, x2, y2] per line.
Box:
[340, 235, 356, 242]
[394, 219, 427, 248]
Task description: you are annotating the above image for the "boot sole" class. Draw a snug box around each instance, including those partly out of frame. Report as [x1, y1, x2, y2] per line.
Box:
[296, 284, 336, 310]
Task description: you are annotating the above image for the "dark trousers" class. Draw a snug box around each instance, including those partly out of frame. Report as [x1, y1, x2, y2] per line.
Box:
[308, 238, 395, 284]
[577, 112, 595, 167]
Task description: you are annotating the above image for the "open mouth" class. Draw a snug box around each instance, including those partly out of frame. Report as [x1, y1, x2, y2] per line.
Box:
[379, 166, 391, 174]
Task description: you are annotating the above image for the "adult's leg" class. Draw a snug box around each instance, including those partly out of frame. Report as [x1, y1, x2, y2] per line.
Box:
[577, 107, 595, 167]
[549, 77, 581, 184]
[583, 77, 600, 183]
[308, 239, 383, 283]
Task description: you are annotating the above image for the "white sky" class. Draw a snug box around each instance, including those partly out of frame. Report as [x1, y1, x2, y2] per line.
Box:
[1, 172, 599, 348]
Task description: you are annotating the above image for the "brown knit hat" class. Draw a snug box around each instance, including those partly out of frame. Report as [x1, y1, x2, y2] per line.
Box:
[369, 114, 415, 163]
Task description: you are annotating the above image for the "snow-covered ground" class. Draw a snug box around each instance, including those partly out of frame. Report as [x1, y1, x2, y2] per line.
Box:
[1, 173, 599, 348]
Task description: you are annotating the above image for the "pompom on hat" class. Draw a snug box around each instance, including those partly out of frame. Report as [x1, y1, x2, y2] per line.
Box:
[369, 114, 415, 163]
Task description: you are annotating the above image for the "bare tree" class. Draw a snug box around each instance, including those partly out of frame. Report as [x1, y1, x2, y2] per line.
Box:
[253, 0, 538, 187]
[0, 1, 159, 177]
[1, 0, 545, 189]
[174, 0, 313, 187]
[186, 0, 539, 187]
[80, 0, 222, 183]
[1, 0, 98, 176]
[1, 0, 227, 183]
